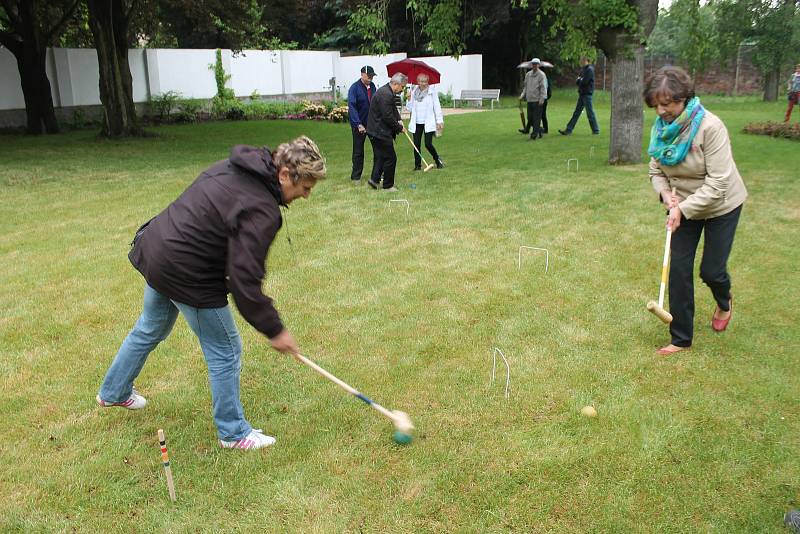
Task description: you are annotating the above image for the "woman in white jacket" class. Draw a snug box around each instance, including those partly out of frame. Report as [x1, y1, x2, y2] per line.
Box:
[406, 74, 444, 170]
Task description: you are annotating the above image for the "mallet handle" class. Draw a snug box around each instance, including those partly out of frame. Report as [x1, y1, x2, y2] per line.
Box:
[658, 227, 672, 308]
[658, 187, 678, 308]
[402, 128, 432, 168]
[292, 353, 397, 423]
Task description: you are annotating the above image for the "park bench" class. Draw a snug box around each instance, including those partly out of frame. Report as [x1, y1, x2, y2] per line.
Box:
[454, 89, 501, 110]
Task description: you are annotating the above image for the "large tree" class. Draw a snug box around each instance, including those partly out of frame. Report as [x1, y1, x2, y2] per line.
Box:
[0, 0, 80, 134]
[84, 0, 278, 137]
[750, 0, 799, 101]
[538, 0, 658, 164]
[86, 0, 142, 137]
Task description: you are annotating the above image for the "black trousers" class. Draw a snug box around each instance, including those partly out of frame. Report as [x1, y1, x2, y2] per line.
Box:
[368, 136, 397, 189]
[522, 101, 542, 135]
[412, 126, 440, 167]
[541, 99, 548, 133]
[351, 128, 368, 181]
[668, 205, 742, 347]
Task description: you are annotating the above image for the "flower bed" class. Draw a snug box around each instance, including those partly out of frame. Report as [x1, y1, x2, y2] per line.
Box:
[743, 121, 800, 141]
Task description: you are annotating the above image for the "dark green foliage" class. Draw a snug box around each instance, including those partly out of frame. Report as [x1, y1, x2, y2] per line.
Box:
[149, 91, 182, 121]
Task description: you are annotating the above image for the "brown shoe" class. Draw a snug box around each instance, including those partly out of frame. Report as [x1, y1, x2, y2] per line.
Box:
[656, 344, 689, 356]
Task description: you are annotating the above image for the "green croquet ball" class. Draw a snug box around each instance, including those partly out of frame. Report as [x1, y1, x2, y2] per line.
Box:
[393, 431, 413, 445]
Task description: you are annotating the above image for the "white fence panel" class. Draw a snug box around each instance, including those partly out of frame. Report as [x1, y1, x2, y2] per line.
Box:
[148, 49, 221, 99]
[281, 50, 338, 95]
[412, 54, 483, 99]
[335, 53, 407, 96]
[230, 50, 284, 96]
[0, 47, 26, 110]
[0, 47, 483, 115]
[53, 48, 100, 106]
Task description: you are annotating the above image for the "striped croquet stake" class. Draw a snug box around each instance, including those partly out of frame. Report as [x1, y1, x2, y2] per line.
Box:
[157, 429, 177, 502]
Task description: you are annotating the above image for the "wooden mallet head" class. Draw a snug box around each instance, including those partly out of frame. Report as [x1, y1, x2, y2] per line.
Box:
[422, 163, 435, 172]
[391, 410, 414, 444]
[646, 300, 673, 324]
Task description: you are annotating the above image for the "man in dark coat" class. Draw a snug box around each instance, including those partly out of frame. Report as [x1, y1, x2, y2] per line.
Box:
[366, 72, 407, 191]
[348, 65, 376, 183]
[559, 56, 600, 135]
[96, 136, 326, 451]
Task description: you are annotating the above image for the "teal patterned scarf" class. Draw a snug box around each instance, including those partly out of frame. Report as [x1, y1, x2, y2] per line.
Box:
[648, 97, 705, 166]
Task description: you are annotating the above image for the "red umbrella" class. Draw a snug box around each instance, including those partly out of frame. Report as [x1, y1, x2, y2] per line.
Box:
[386, 58, 441, 85]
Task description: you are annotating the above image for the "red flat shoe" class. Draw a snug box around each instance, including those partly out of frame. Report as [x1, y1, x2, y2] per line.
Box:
[712, 296, 733, 332]
[656, 344, 689, 356]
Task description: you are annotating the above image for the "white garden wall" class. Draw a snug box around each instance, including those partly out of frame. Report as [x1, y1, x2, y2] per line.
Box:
[0, 46, 485, 118]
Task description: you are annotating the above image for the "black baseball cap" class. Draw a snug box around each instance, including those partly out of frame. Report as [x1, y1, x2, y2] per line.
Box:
[361, 65, 376, 77]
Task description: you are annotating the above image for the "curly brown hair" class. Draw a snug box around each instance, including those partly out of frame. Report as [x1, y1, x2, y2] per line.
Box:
[643, 66, 695, 107]
[273, 136, 327, 184]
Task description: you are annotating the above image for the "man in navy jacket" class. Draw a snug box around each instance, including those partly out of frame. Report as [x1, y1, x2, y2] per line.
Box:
[559, 57, 600, 135]
[348, 65, 377, 183]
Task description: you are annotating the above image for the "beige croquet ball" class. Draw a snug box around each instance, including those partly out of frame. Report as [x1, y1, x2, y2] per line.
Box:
[581, 406, 597, 418]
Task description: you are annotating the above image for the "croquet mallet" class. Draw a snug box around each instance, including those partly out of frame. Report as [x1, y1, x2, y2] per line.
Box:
[646, 187, 677, 324]
[402, 129, 435, 172]
[518, 99, 526, 129]
[291, 352, 415, 444]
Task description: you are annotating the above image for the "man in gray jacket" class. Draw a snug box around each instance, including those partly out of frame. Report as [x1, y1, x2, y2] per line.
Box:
[518, 58, 547, 140]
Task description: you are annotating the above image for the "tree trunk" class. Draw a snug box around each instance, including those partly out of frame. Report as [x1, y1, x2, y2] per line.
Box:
[608, 42, 646, 165]
[87, 0, 142, 137]
[7, 43, 60, 135]
[0, 2, 61, 135]
[762, 68, 779, 102]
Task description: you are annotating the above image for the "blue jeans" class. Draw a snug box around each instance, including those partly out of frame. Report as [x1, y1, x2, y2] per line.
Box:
[99, 284, 252, 441]
[565, 94, 599, 134]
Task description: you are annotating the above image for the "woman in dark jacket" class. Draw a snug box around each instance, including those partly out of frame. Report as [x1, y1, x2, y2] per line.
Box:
[96, 136, 326, 450]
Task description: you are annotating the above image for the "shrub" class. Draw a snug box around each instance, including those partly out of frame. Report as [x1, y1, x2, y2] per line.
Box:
[175, 98, 204, 123]
[300, 100, 328, 118]
[69, 107, 88, 130]
[439, 90, 454, 107]
[209, 48, 240, 119]
[149, 91, 182, 121]
[244, 100, 283, 120]
[211, 95, 245, 120]
[743, 121, 800, 141]
[327, 105, 349, 123]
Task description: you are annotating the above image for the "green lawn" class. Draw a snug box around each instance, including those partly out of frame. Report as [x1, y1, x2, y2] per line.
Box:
[1, 91, 797, 533]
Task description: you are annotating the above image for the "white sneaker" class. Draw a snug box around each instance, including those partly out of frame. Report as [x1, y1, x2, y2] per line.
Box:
[96, 388, 147, 410]
[382, 186, 399, 192]
[219, 429, 276, 450]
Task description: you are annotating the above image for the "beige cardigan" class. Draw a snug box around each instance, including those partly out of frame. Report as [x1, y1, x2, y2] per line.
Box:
[649, 110, 747, 220]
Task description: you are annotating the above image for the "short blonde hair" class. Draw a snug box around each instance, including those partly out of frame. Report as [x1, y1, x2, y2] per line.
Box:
[273, 135, 326, 184]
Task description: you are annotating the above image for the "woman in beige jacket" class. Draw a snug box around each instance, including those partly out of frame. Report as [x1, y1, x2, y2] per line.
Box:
[645, 66, 748, 356]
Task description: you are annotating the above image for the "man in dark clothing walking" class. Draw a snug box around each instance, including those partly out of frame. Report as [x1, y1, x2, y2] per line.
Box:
[96, 136, 327, 451]
[559, 57, 600, 135]
[348, 65, 376, 183]
[366, 72, 407, 191]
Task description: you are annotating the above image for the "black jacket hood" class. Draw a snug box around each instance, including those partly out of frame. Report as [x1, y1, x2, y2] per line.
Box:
[229, 145, 285, 205]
